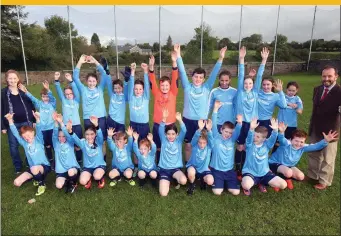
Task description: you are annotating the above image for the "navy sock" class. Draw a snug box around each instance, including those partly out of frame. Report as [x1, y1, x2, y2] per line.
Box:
[33, 172, 44, 186]
[235, 150, 242, 172]
[156, 150, 161, 165]
[46, 147, 53, 162]
[76, 150, 82, 163]
[139, 178, 146, 187]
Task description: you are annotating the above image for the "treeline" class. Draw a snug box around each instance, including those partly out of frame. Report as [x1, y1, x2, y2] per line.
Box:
[1, 6, 340, 71]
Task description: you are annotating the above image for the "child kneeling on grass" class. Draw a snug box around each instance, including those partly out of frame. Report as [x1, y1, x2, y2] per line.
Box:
[107, 127, 136, 187]
[158, 110, 187, 197]
[6, 111, 51, 196]
[241, 118, 287, 196]
[66, 116, 106, 189]
[186, 119, 214, 195]
[269, 123, 338, 191]
[132, 132, 158, 188]
[53, 113, 80, 194]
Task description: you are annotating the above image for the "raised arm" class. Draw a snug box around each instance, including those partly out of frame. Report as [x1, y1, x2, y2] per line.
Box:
[174, 44, 190, 89]
[266, 118, 279, 149]
[205, 46, 226, 89]
[25, 91, 40, 108]
[149, 70, 159, 96]
[106, 74, 113, 98]
[212, 100, 222, 137]
[133, 140, 141, 158]
[141, 63, 150, 100]
[238, 46, 246, 91]
[254, 47, 269, 92]
[54, 72, 65, 103]
[176, 112, 187, 142]
[6, 113, 25, 146]
[127, 63, 136, 101]
[207, 130, 214, 148]
[190, 129, 201, 146]
[170, 51, 179, 95]
[63, 72, 81, 103]
[107, 136, 116, 152]
[296, 97, 303, 115]
[47, 90, 57, 109]
[274, 80, 287, 109]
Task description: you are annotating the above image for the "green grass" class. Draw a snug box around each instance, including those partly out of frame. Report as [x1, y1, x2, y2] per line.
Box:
[1, 72, 340, 235]
[212, 50, 257, 59]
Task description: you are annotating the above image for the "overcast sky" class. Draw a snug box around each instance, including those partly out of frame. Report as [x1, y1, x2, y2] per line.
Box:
[23, 5, 340, 46]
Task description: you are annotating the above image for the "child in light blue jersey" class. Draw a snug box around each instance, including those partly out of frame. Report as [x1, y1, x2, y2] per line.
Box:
[158, 110, 187, 197]
[235, 46, 269, 179]
[174, 44, 227, 162]
[128, 62, 151, 175]
[209, 101, 242, 196]
[269, 123, 338, 191]
[6, 112, 51, 196]
[52, 113, 80, 194]
[132, 132, 158, 188]
[186, 119, 214, 195]
[107, 127, 136, 187]
[257, 76, 287, 136]
[241, 118, 287, 196]
[208, 70, 237, 132]
[74, 55, 108, 161]
[54, 72, 83, 165]
[66, 116, 106, 190]
[19, 81, 56, 167]
[107, 78, 128, 133]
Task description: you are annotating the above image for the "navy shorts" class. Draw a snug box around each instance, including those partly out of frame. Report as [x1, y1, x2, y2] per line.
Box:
[139, 169, 158, 178]
[284, 127, 297, 140]
[211, 168, 240, 190]
[242, 171, 276, 186]
[107, 116, 125, 133]
[112, 167, 134, 176]
[42, 129, 53, 147]
[82, 165, 106, 175]
[186, 166, 212, 179]
[28, 164, 51, 177]
[130, 121, 150, 143]
[183, 117, 199, 143]
[236, 122, 250, 145]
[258, 119, 271, 138]
[56, 168, 80, 178]
[159, 168, 182, 181]
[84, 117, 107, 140]
[269, 163, 282, 174]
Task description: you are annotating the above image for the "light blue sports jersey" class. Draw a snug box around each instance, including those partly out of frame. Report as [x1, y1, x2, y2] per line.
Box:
[9, 123, 50, 167]
[107, 76, 128, 125]
[269, 132, 327, 167]
[258, 90, 287, 120]
[128, 73, 150, 123]
[158, 122, 187, 169]
[186, 130, 213, 173]
[26, 91, 56, 131]
[209, 112, 241, 171]
[107, 136, 134, 171]
[66, 126, 106, 168]
[208, 87, 237, 125]
[133, 141, 157, 172]
[52, 126, 80, 173]
[73, 65, 107, 120]
[55, 80, 81, 125]
[177, 57, 222, 120]
[236, 63, 264, 122]
[242, 130, 278, 177]
[278, 95, 303, 127]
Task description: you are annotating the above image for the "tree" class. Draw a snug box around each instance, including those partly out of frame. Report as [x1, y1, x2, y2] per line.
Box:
[218, 37, 232, 50]
[166, 35, 173, 51]
[272, 34, 288, 47]
[152, 42, 160, 52]
[90, 33, 101, 50]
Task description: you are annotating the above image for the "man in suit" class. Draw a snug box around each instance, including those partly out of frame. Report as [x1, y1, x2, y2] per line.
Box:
[307, 65, 341, 190]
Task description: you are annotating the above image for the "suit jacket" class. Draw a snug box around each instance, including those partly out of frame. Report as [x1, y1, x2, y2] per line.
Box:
[309, 83, 341, 141]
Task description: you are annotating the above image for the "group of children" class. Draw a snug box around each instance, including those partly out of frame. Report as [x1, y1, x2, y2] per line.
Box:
[6, 45, 338, 197]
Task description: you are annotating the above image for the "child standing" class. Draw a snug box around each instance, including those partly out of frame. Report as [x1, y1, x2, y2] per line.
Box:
[6, 112, 51, 196]
[107, 127, 136, 187]
[132, 132, 158, 188]
[241, 118, 287, 196]
[174, 44, 227, 162]
[19, 81, 56, 168]
[210, 101, 242, 196]
[53, 113, 80, 193]
[186, 119, 214, 195]
[269, 123, 338, 191]
[54, 72, 83, 165]
[65, 116, 106, 189]
[149, 53, 178, 164]
[158, 110, 187, 196]
[235, 46, 269, 178]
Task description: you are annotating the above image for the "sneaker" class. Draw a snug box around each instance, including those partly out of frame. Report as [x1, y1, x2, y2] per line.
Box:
[98, 178, 105, 189]
[243, 188, 251, 196]
[175, 184, 181, 190]
[258, 184, 267, 193]
[132, 168, 138, 178]
[273, 187, 280, 192]
[35, 185, 46, 196]
[187, 184, 195, 195]
[70, 184, 77, 193]
[118, 177, 122, 182]
[64, 181, 70, 194]
[109, 180, 118, 187]
[286, 179, 294, 190]
[84, 179, 92, 189]
[33, 180, 39, 186]
[126, 179, 136, 186]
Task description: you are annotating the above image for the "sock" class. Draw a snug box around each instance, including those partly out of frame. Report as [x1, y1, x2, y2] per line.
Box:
[111, 176, 120, 181]
[103, 155, 107, 162]
[234, 150, 242, 172]
[134, 164, 138, 169]
[151, 178, 158, 188]
[200, 177, 206, 188]
[76, 150, 82, 163]
[33, 172, 44, 186]
[156, 150, 161, 165]
[69, 174, 78, 185]
[139, 178, 146, 187]
[46, 147, 53, 163]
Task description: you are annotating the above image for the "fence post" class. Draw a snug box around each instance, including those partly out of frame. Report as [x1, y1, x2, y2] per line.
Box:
[307, 6, 317, 71]
[16, 5, 29, 85]
[272, 5, 281, 76]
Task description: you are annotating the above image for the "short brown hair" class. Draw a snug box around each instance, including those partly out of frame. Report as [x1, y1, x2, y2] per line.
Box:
[20, 126, 35, 135]
[199, 129, 208, 141]
[139, 138, 151, 149]
[5, 70, 22, 86]
[323, 65, 338, 75]
[221, 121, 235, 130]
[63, 85, 73, 92]
[115, 131, 127, 141]
[291, 129, 308, 139]
[255, 126, 268, 138]
[219, 70, 232, 79]
[40, 88, 49, 95]
[159, 76, 171, 84]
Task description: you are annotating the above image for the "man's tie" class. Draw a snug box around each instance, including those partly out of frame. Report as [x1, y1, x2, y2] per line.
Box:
[321, 88, 329, 101]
